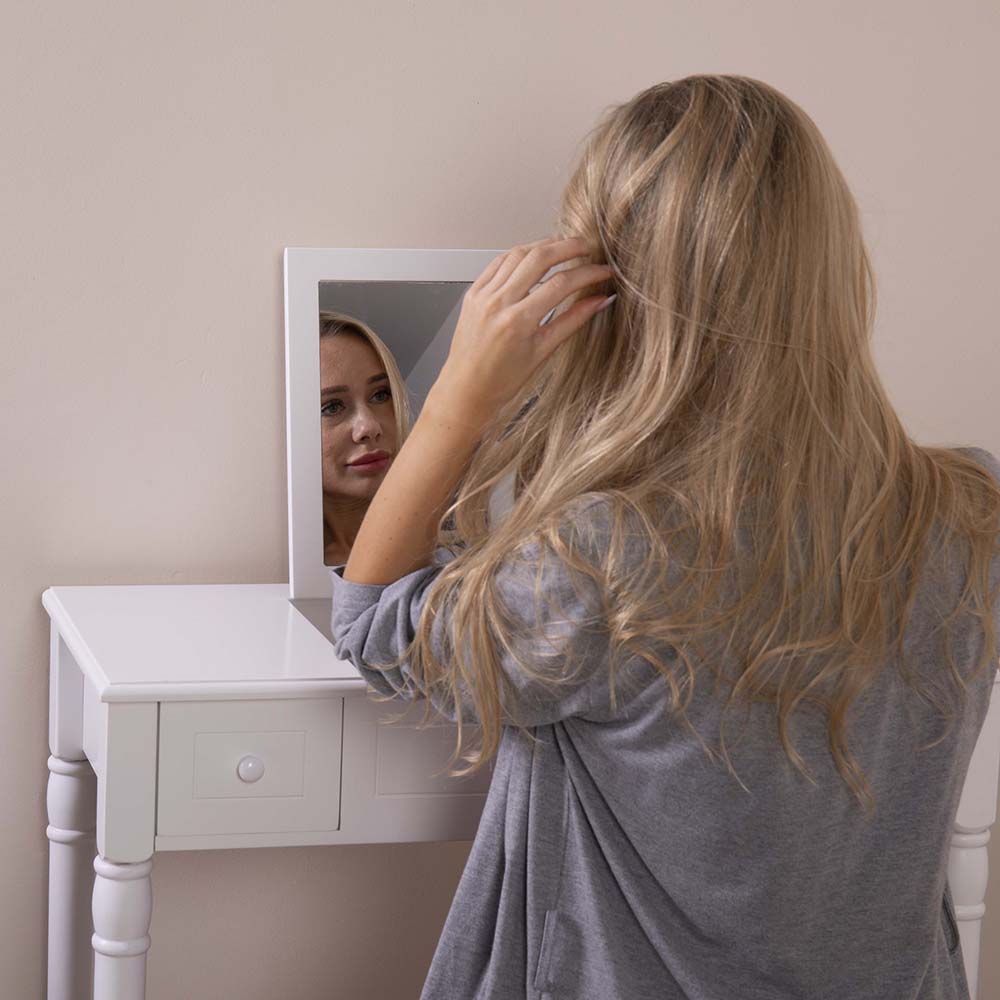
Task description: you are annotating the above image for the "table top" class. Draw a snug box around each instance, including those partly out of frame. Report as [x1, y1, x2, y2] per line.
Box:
[42, 583, 367, 703]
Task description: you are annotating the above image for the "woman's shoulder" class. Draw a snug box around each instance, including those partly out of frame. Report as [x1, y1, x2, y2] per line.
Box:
[954, 445, 1000, 484]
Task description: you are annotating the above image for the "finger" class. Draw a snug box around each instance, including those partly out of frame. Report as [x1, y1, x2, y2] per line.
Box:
[503, 238, 597, 301]
[536, 294, 614, 350]
[484, 236, 580, 294]
[472, 253, 509, 290]
[475, 237, 558, 290]
[473, 241, 551, 290]
[524, 264, 614, 325]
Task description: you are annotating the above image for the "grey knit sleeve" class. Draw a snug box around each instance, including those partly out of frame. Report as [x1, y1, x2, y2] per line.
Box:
[328, 499, 615, 728]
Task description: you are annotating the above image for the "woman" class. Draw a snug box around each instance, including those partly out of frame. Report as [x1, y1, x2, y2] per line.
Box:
[317, 310, 413, 566]
[329, 75, 1000, 999]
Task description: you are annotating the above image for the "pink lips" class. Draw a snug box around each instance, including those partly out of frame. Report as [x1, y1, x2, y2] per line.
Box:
[348, 450, 390, 466]
[347, 454, 390, 472]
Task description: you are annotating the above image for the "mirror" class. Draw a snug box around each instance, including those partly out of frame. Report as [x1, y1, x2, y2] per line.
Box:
[284, 247, 502, 601]
[316, 281, 469, 567]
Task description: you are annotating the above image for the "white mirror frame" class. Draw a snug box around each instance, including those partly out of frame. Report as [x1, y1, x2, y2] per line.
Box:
[283, 247, 502, 599]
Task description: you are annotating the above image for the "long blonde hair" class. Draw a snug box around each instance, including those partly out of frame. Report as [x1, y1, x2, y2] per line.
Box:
[368, 75, 1000, 819]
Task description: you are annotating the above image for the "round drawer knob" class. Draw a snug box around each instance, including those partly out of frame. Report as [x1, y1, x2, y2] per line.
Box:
[236, 755, 265, 783]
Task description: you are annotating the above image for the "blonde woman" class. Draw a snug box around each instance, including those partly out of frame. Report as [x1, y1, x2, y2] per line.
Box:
[318, 311, 414, 566]
[330, 75, 1000, 999]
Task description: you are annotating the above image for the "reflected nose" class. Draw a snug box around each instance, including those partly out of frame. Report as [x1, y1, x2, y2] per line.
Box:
[355, 408, 380, 432]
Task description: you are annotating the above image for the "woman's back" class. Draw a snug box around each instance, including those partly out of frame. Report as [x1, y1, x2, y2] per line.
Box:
[330, 447, 1000, 999]
[443, 456, 995, 1000]
[539, 495, 997, 998]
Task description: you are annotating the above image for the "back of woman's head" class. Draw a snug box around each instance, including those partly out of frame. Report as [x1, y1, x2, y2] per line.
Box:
[391, 74, 1000, 820]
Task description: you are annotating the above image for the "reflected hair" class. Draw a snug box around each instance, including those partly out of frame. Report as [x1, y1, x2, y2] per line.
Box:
[363, 75, 1000, 820]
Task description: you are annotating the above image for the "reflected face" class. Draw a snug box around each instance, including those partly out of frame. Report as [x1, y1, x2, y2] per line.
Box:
[319, 333, 399, 498]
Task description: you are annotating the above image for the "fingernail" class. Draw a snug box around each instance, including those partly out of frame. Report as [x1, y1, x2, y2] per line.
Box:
[596, 294, 617, 312]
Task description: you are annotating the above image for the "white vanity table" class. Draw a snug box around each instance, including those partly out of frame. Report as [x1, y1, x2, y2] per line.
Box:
[44, 582, 492, 1000]
[43, 578, 1000, 1000]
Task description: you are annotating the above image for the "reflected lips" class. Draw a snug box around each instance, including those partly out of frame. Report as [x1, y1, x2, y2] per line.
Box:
[348, 450, 390, 471]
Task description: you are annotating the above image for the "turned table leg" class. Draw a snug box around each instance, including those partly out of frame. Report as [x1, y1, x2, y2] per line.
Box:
[46, 754, 97, 1000]
[91, 856, 153, 1000]
[950, 827, 990, 1000]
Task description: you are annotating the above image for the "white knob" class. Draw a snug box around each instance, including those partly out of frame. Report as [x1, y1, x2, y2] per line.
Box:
[237, 755, 265, 783]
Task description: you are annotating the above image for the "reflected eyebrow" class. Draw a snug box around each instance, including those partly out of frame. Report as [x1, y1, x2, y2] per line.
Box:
[321, 373, 390, 397]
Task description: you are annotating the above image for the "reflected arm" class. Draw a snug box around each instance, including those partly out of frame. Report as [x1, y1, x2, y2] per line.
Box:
[342, 380, 491, 586]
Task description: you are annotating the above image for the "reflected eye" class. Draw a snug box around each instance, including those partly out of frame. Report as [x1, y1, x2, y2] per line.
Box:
[321, 387, 392, 417]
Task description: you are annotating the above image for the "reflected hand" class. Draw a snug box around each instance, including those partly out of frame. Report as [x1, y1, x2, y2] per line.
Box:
[433, 236, 615, 422]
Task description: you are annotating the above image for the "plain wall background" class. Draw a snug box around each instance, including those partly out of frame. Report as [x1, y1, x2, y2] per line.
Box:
[2, 1, 998, 997]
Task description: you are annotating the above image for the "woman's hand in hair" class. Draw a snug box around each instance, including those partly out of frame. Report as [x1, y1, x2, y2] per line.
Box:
[433, 236, 615, 424]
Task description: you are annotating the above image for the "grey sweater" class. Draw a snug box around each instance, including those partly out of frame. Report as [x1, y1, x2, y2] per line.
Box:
[329, 447, 1000, 1000]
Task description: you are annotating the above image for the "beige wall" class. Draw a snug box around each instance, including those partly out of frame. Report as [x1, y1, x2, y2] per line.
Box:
[2, 2, 998, 997]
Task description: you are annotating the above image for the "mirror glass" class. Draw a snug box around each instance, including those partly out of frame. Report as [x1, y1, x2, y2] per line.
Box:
[317, 280, 470, 567]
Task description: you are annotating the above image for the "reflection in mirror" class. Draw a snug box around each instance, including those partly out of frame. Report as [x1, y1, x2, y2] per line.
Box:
[317, 280, 470, 567]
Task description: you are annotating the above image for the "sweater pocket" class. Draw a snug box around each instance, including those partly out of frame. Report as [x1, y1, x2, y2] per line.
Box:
[941, 882, 960, 955]
[534, 909, 565, 993]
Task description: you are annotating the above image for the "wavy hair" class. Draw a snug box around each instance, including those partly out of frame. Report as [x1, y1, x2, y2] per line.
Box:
[366, 75, 1000, 819]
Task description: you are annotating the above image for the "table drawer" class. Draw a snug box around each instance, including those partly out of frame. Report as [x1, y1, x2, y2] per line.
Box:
[157, 698, 343, 837]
